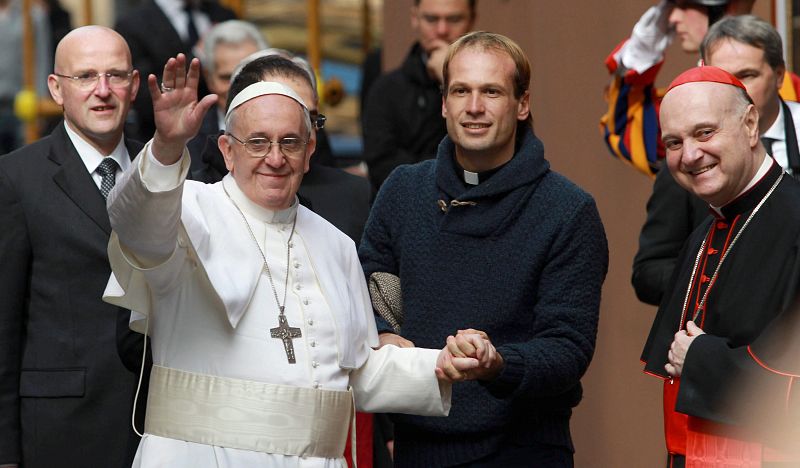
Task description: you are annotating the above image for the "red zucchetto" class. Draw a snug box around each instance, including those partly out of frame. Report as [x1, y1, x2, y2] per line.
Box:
[666, 66, 751, 99]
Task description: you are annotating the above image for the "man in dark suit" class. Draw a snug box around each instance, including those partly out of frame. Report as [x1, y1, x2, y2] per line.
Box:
[115, 0, 236, 142]
[0, 26, 145, 468]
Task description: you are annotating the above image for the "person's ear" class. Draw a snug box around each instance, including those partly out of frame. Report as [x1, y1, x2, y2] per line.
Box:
[48, 74, 63, 105]
[517, 91, 530, 122]
[219, 133, 235, 172]
[130, 70, 140, 102]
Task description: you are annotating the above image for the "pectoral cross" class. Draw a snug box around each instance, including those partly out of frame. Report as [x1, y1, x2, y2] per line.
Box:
[270, 312, 302, 364]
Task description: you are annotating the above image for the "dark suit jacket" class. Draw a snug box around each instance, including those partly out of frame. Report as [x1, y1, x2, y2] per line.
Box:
[187, 107, 222, 174]
[0, 124, 144, 467]
[632, 166, 710, 306]
[115, 0, 236, 142]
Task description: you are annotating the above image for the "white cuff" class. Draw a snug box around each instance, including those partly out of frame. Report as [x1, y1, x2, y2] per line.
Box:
[142, 140, 190, 192]
[616, 1, 674, 74]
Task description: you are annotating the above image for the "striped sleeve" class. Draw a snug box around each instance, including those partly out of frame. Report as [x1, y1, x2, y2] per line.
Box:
[600, 39, 665, 177]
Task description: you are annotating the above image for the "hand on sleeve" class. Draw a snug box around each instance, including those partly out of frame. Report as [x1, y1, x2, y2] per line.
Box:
[378, 332, 415, 348]
[665, 321, 705, 377]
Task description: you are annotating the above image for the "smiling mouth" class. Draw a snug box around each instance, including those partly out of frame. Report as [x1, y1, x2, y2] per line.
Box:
[688, 164, 717, 176]
[463, 123, 490, 129]
[92, 105, 114, 111]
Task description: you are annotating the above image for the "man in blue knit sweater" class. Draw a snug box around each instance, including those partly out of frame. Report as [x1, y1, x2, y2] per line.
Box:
[359, 31, 609, 467]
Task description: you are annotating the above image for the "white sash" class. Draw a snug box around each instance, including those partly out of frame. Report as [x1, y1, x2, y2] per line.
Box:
[144, 365, 353, 459]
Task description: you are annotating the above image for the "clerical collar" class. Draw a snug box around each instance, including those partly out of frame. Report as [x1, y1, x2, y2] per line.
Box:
[713, 156, 780, 219]
[221, 174, 297, 224]
[454, 160, 508, 186]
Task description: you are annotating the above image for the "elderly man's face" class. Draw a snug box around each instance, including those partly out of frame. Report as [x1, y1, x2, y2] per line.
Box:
[219, 94, 314, 211]
[207, 40, 261, 110]
[669, 4, 709, 53]
[48, 27, 139, 154]
[660, 82, 761, 206]
[442, 47, 529, 172]
[411, 0, 474, 53]
[706, 38, 784, 129]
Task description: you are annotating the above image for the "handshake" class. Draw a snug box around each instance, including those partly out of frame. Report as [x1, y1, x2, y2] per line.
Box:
[379, 329, 504, 383]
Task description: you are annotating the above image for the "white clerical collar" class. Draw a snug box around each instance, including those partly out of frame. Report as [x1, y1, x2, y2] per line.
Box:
[221, 173, 297, 224]
[64, 120, 130, 176]
[710, 155, 774, 215]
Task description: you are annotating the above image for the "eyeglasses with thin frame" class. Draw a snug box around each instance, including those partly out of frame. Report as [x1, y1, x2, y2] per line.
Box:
[54, 71, 134, 90]
[226, 132, 308, 158]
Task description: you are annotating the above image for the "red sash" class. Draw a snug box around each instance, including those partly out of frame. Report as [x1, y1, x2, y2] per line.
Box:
[663, 379, 763, 467]
[664, 379, 688, 455]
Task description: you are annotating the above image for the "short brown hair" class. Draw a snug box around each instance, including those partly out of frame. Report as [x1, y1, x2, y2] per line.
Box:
[442, 31, 532, 127]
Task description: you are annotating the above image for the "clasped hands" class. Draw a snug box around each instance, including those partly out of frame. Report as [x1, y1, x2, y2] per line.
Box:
[380, 329, 504, 383]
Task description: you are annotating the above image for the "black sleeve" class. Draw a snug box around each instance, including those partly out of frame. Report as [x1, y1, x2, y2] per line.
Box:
[632, 168, 708, 305]
[361, 77, 420, 189]
[0, 166, 28, 464]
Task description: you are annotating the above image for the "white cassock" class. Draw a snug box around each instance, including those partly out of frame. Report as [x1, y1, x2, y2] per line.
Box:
[103, 143, 451, 468]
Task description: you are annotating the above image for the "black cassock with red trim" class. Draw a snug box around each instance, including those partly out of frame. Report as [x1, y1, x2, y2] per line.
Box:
[642, 161, 800, 446]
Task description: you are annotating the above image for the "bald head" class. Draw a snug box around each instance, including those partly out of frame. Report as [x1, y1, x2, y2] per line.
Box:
[48, 25, 139, 155]
[55, 26, 131, 72]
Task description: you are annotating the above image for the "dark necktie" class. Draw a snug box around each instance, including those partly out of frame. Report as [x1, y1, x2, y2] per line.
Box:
[184, 3, 199, 48]
[761, 136, 775, 156]
[96, 158, 119, 199]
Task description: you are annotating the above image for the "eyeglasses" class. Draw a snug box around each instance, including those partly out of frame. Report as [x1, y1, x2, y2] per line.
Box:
[54, 71, 134, 90]
[310, 111, 326, 130]
[227, 132, 308, 158]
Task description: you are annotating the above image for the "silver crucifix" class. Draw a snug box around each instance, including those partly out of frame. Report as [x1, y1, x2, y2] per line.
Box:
[270, 314, 302, 364]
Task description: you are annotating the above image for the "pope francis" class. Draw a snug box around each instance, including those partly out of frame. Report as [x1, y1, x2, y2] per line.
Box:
[102, 54, 491, 467]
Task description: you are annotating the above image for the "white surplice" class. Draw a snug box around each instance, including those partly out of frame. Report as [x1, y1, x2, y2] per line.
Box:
[103, 143, 451, 467]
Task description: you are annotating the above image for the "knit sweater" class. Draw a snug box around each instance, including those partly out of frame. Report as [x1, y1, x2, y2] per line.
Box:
[359, 129, 609, 467]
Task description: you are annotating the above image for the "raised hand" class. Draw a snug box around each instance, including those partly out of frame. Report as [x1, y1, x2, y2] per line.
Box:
[148, 53, 218, 165]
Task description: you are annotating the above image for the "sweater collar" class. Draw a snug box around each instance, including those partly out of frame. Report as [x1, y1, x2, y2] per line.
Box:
[436, 128, 550, 200]
[433, 128, 550, 237]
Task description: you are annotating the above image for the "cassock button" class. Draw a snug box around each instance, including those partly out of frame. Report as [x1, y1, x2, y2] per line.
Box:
[310, 340, 316, 347]
[289, 241, 295, 248]
[308, 319, 314, 326]
[707, 247, 718, 255]
[295, 283, 302, 291]
[716, 221, 728, 229]
[701, 274, 710, 284]
[312, 361, 319, 368]
[313, 381, 319, 389]
[294, 262, 300, 269]
[303, 298, 310, 305]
